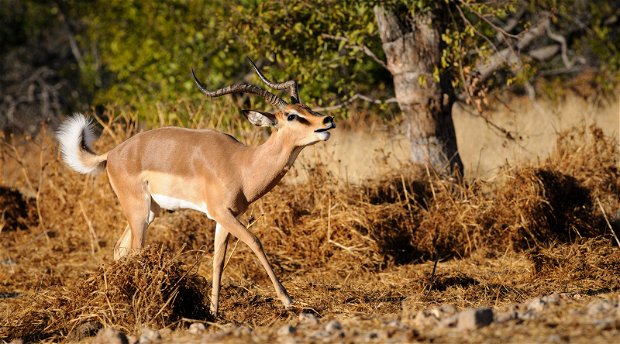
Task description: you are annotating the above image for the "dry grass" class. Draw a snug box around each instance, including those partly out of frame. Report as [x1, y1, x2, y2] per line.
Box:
[0, 105, 618, 342]
[3, 246, 211, 342]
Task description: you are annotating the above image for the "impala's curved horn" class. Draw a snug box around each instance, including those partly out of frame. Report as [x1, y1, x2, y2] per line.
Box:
[247, 58, 300, 104]
[192, 68, 288, 109]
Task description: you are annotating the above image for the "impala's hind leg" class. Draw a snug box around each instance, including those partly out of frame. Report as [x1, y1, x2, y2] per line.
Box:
[114, 225, 132, 260]
[114, 199, 160, 260]
[210, 223, 230, 315]
[109, 177, 157, 259]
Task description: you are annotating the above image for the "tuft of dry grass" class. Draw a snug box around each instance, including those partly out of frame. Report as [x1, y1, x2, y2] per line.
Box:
[3, 246, 211, 342]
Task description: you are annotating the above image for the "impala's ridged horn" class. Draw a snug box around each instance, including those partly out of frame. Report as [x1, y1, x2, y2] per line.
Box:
[247, 58, 300, 104]
[191, 68, 288, 109]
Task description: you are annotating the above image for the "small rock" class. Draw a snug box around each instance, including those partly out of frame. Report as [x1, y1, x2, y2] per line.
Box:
[362, 331, 381, 341]
[277, 324, 297, 336]
[386, 319, 403, 328]
[455, 308, 494, 331]
[188, 323, 207, 335]
[524, 294, 560, 314]
[8, 339, 24, 344]
[139, 328, 161, 343]
[94, 328, 129, 344]
[587, 299, 614, 317]
[494, 310, 518, 323]
[428, 307, 442, 319]
[526, 297, 546, 312]
[309, 330, 331, 339]
[71, 320, 102, 340]
[231, 325, 252, 336]
[439, 304, 457, 315]
[425, 304, 456, 319]
[518, 309, 537, 321]
[298, 312, 319, 326]
[593, 319, 614, 330]
[412, 305, 457, 328]
[543, 293, 561, 305]
[438, 315, 458, 328]
[411, 311, 436, 328]
[324, 320, 342, 333]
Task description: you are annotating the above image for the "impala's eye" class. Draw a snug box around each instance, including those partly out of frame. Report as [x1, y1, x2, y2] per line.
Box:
[287, 113, 297, 121]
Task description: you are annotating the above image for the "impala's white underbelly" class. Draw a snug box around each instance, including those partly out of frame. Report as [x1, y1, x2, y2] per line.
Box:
[151, 193, 213, 219]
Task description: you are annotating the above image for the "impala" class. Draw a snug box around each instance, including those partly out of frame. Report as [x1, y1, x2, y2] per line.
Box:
[57, 59, 335, 315]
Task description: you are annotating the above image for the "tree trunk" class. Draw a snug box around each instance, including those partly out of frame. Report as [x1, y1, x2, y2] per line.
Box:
[374, 6, 463, 175]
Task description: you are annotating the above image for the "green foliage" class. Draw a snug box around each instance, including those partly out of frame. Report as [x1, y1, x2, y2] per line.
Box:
[574, 1, 620, 94]
[222, 0, 390, 107]
[77, 1, 242, 109]
[3, 0, 619, 120]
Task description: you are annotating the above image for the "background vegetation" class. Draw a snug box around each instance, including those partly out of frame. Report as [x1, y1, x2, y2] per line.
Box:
[1, 0, 619, 133]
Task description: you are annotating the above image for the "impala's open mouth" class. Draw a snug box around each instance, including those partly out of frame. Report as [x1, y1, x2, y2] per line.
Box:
[314, 122, 336, 133]
[315, 122, 335, 142]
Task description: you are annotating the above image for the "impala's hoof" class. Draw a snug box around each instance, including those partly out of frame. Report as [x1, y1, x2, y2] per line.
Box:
[282, 297, 294, 309]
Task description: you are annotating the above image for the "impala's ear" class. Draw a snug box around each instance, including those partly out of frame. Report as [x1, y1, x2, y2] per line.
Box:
[242, 110, 277, 127]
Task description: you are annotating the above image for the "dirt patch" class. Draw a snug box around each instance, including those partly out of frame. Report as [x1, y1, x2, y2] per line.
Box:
[0, 186, 37, 231]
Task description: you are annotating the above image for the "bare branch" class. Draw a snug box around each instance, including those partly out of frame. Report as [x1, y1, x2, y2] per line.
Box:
[476, 16, 550, 81]
[454, 101, 519, 142]
[314, 93, 397, 112]
[321, 34, 388, 70]
[528, 44, 560, 61]
[545, 25, 574, 68]
[516, 16, 550, 50]
[498, 7, 526, 37]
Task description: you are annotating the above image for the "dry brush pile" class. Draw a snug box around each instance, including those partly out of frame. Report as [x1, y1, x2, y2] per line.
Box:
[0, 118, 618, 342]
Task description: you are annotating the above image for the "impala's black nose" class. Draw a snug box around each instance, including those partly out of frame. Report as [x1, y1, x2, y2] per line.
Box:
[323, 116, 335, 127]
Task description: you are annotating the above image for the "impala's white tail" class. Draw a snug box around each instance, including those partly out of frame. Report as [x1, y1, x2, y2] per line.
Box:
[56, 114, 108, 175]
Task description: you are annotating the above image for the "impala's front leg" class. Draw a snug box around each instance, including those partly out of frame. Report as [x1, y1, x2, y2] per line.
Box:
[214, 211, 293, 308]
[210, 223, 229, 315]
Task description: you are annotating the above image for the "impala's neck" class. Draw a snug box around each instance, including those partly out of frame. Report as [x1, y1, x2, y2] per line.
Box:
[242, 129, 303, 204]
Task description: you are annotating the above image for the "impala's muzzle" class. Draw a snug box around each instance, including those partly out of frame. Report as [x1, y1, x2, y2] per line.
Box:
[314, 116, 335, 141]
[315, 116, 336, 133]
